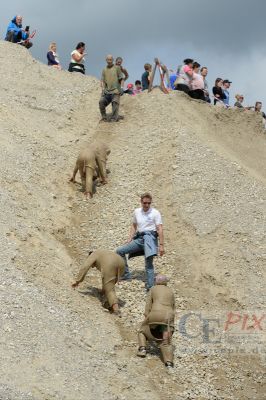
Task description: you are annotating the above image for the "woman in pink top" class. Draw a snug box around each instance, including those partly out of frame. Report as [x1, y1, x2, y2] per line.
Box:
[189, 62, 205, 101]
[174, 58, 193, 94]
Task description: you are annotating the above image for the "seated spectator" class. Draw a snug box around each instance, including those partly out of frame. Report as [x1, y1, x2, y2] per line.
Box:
[169, 69, 177, 90]
[223, 79, 232, 106]
[142, 63, 152, 90]
[124, 83, 135, 95]
[5, 15, 32, 49]
[255, 101, 266, 121]
[212, 78, 226, 105]
[201, 67, 211, 103]
[234, 94, 244, 108]
[47, 42, 61, 70]
[189, 62, 205, 101]
[174, 58, 194, 94]
[134, 80, 142, 94]
[68, 42, 86, 74]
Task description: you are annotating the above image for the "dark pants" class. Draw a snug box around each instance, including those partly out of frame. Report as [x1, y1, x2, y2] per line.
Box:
[99, 93, 120, 121]
[5, 30, 21, 43]
[176, 84, 190, 94]
[5, 31, 32, 48]
[189, 89, 206, 101]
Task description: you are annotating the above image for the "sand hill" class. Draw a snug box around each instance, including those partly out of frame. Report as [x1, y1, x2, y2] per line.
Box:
[0, 41, 265, 400]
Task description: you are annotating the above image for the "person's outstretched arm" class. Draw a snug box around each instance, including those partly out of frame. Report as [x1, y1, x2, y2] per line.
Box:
[72, 252, 97, 287]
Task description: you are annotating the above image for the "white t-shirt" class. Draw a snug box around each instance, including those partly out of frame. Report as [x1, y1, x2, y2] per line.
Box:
[133, 207, 162, 232]
[71, 50, 85, 68]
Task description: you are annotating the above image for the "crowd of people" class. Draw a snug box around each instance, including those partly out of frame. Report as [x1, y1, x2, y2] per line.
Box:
[4, 15, 266, 122]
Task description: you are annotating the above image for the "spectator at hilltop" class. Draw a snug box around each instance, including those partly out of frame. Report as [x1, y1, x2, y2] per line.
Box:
[116, 57, 129, 84]
[174, 58, 193, 94]
[201, 67, 211, 103]
[213, 78, 226, 106]
[142, 63, 152, 91]
[124, 83, 134, 95]
[68, 42, 86, 74]
[234, 94, 244, 108]
[5, 15, 32, 49]
[255, 101, 266, 121]
[134, 80, 142, 94]
[169, 69, 177, 90]
[47, 42, 61, 70]
[189, 62, 205, 101]
[222, 79, 232, 106]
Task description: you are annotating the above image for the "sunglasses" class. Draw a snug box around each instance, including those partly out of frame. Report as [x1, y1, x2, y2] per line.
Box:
[142, 201, 151, 205]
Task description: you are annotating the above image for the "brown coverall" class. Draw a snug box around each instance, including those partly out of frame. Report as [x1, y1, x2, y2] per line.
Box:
[91, 141, 110, 180]
[138, 285, 175, 363]
[71, 144, 108, 197]
[75, 250, 125, 307]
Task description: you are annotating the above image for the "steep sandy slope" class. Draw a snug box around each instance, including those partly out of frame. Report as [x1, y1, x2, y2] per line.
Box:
[0, 42, 265, 399]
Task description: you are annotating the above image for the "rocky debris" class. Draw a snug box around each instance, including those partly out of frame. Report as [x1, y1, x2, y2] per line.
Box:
[0, 42, 265, 399]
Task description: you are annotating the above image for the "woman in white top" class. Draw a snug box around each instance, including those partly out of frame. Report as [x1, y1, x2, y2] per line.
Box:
[68, 42, 86, 74]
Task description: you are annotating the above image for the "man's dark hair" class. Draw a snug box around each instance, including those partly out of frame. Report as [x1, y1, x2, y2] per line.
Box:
[141, 192, 152, 201]
[76, 42, 85, 50]
[183, 58, 193, 65]
[200, 66, 208, 72]
[193, 61, 200, 69]
[135, 80, 141, 85]
[116, 56, 123, 62]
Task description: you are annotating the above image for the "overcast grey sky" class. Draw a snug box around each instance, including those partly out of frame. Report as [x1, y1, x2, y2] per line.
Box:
[1, 0, 266, 107]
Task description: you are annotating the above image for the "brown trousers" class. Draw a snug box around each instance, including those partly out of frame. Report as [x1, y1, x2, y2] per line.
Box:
[102, 278, 117, 307]
[79, 165, 94, 195]
[138, 323, 174, 363]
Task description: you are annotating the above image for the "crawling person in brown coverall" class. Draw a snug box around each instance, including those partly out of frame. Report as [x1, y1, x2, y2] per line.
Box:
[137, 274, 175, 368]
[70, 141, 110, 199]
[72, 250, 125, 316]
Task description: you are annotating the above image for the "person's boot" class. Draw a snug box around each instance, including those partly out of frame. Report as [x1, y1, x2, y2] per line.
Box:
[165, 361, 174, 368]
[111, 303, 121, 317]
[137, 346, 147, 357]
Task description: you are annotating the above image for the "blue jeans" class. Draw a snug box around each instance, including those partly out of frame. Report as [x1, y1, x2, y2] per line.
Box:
[116, 240, 155, 289]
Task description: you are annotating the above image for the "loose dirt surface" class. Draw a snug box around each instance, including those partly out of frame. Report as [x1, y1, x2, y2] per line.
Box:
[0, 41, 265, 399]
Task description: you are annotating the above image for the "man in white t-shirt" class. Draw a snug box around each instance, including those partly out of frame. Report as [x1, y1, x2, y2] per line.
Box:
[116, 193, 164, 290]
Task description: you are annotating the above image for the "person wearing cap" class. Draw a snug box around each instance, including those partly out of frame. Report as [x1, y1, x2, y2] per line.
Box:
[124, 83, 135, 95]
[223, 79, 232, 106]
[116, 192, 164, 290]
[72, 249, 125, 315]
[137, 274, 175, 368]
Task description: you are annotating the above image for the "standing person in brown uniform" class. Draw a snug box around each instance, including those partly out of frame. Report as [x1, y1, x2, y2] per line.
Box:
[72, 250, 125, 315]
[99, 54, 124, 122]
[70, 144, 108, 199]
[137, 274, 175, 368]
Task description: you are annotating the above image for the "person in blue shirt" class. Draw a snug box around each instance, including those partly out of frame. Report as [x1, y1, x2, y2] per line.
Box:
[223, 79, 232, 107]
[169, 69, 177, 90]
[5, 15, 32, 48]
